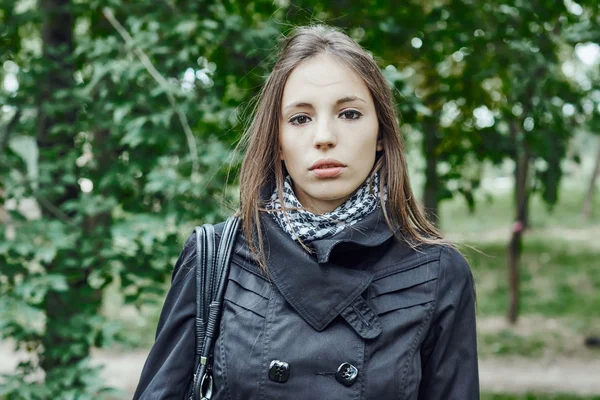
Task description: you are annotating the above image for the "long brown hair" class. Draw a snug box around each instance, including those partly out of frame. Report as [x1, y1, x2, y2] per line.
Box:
[236, 25, 446, 272]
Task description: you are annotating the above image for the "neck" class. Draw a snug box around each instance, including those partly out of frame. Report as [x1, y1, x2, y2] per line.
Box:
[293, 186, 349, 214]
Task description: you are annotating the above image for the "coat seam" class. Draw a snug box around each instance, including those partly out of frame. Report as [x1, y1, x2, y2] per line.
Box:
[257, 289, 276, 399]
[219, 314, 234, 400]
[372, 253, 441, 281]
[231, 258, 270, 282]
[354, 336, 364, 400]
[396, 301, 436, 400]
[360, 337, 369, 400]
[396, 254, 441, 400]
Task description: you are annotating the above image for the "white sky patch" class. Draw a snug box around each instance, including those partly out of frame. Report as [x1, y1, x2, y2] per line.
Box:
[575, 42, 600, 66]
[15, 0, 36, 14]
[564, 0, 584, 16]
[78, 178, 93, 193]
[524, 117, 535, 131]
[182, 67, 195, 91]
[3, 60, 19, 74]
[561, 61, 576, 78]
[411, 38, 423, 49]
[3, 74, 19, 92]
[452, 51, 464, 62]
[491, 91, 502, 102]
[473, 106, 495, 128]
[582, 99, 594, 114]
[183, 67, 195, 82]
[195, 70, 211, 85]
[437, 161, 451, 175]
[441, 101, 461, 127]
[535, 159, 549, 172]
[562, 103, 576, 117]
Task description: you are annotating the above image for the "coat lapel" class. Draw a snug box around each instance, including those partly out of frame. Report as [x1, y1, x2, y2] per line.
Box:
[262, 208, 394, 332]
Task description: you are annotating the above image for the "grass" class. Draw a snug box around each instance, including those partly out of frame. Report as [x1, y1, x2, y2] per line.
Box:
[437, 183, 600, 362]
[442, 186, 600, 360]
[477, 317, 600, 358]
[478, 328, 549, 358]
[462, 238, 600, 318]
[439, 182, 600, 236]
[440, 183, 599, 313]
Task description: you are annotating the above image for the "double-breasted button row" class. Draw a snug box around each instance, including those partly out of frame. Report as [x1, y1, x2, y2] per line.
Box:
[268, 360, 358, 386]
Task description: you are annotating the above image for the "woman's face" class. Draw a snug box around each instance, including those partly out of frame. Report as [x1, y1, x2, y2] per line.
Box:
[279, 54, 382, 214]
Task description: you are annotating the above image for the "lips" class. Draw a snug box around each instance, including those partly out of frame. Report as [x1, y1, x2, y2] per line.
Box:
[309, 158, 346, 178]
[309, 158, 346, 170]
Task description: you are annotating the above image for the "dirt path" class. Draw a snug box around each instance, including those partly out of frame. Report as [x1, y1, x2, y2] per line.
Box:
[1, 341, 599, 398]
[479, 357, 600, 396]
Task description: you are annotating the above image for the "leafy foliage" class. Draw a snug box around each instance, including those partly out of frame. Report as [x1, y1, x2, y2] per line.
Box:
[1, 0, 280, 397]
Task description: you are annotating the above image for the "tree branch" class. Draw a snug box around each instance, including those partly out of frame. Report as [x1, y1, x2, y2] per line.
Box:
[101, 7, 200, 178]
[1, 108, 22, 153]
[34, 193, 76, 226]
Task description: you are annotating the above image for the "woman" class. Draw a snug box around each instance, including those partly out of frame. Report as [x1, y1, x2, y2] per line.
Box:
[134, 25, 479, 399]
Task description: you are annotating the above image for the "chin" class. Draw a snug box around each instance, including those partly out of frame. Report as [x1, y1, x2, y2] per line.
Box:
[309, 182, 359, 201]
[315, 192, 350, 202]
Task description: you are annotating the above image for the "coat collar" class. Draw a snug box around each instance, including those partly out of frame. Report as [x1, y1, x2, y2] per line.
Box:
[261, 207, 394, 332]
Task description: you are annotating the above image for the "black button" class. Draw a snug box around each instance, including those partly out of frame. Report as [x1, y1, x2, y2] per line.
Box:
[268, 360, 290, 383]
[335, 362, 358, 386]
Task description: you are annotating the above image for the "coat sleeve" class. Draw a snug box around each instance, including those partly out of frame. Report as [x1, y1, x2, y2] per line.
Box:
[133, 234, 198, 400]
[418, 246, 479, 400]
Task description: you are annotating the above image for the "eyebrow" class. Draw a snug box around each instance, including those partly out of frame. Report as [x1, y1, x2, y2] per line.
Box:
[283, 96, 366, 111]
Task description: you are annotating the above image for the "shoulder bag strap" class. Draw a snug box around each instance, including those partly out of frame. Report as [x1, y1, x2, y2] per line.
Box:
[191, 216, 241, 400]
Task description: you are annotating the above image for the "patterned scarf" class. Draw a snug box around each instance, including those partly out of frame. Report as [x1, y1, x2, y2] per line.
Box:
[266, 173, 381, 245]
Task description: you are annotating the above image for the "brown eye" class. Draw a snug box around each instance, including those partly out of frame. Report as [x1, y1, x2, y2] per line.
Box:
[340, 110, 361, 120]
[289, 115, 311, 125]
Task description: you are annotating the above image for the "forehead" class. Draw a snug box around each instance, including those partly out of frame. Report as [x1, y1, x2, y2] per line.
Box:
[281, 54, 372, 107]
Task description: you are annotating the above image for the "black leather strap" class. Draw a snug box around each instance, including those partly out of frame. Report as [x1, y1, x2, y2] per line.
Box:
[191, 217, 240, 400]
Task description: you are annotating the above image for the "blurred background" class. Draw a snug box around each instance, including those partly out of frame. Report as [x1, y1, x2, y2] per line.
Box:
[1, 0, 599, 399]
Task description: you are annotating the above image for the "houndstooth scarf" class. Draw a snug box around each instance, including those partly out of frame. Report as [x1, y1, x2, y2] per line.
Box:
[266, 173, 381, 246]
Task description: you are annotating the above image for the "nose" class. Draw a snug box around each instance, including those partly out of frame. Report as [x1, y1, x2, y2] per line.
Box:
[312, 120, 337, 150]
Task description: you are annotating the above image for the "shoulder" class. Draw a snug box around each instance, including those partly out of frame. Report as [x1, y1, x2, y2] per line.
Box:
[438, 244, 472, 284]
[181, 220, 229, 253]
[382, 241, 473, 298]
[429, 243, 475, 307]
[170, 220, 230, 285]
[406, 242, 471, 283]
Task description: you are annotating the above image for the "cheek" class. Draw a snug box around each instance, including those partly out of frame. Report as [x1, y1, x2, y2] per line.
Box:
[279, 133, 298, 163]
[279, 128, 306, 161]
[352, 126, 379, 153]
[278, 130, 289, 160]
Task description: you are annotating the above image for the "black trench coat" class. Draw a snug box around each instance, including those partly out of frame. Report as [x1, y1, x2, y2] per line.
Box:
[133, 208, 479, 399]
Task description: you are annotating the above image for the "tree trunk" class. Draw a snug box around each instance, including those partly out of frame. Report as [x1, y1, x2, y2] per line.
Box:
[507, 140, 531, 324]
[514, 138, 530, 229]
[506, 65, 545, 324]
[423, 120, 440, 225]
[583, 141, 600, 219]
[38, 0, 85, 374]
